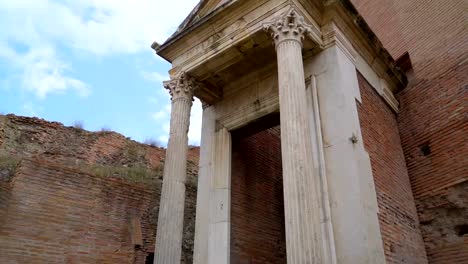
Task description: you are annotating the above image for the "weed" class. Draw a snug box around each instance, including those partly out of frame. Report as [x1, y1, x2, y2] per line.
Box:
[144, 138, 162, 147]
[126, 144, 139, 161]
[0, 155, 20, 170]
[100, 126, 112, 132]
[0, 156, 20, 181]
[73, 120, 84, 129]
[82, 164, 162, 185]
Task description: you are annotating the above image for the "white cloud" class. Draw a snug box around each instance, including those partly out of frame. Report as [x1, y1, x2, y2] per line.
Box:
[152, 110, 167, 121]
[21, 48, 90, 98]
[0, 0, 203, 142]
[0, 0, 199, 56]
[188, 99, 203, 145]
[151, 102, 171, 123]
[142, 71, 169, 83]
[22, 103, 38, 116]
[149, 98, 203, 146]
[158, 135, 169, 145]
[0, 44, 90, 98]
[0, 0, 198, 98]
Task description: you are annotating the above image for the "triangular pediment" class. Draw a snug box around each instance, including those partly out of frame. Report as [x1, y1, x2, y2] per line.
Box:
[166, 0, 234, 43]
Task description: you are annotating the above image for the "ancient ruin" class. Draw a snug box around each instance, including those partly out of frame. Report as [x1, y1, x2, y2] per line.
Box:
[151, 0, 467, 263]
[0, 115, 200, 263]
[0, 0, 466, 263]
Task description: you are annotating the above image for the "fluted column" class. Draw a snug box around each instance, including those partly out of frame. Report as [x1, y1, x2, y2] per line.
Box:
[193, 103, 215, 264]
[154, 72, 198, 264]
[264, 8, 324, 263]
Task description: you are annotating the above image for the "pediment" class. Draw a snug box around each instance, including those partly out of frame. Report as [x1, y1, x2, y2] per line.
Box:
[154, 0, 407, 104]
[168, 0, 234, 43]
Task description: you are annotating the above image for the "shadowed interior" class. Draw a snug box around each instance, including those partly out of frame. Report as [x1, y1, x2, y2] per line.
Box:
[230, 113, 286, 263]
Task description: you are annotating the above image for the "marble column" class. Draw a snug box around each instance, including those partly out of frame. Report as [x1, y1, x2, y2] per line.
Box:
[208, 127, 231, 264]
[264, 8, 324, 263]
[154, 72, 197, 264]
[193, 104, 215, 264]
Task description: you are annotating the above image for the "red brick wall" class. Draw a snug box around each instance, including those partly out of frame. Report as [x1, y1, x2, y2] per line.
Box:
[357, 72, 428, 264]
[393, 3, 468, 262]
[231, 126, 286, 264]
[0, 158, 199, 264]
[0, 158, 157, 264]
[0, 115, 200, 264]
[0, 114, 166, 169]
[350, 0, 406, 59]
[352, 0, 468, 262]
[416, 181, 468, 264]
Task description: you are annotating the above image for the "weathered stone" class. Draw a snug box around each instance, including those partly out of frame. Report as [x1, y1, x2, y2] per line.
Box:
[155, 0, 409, 263]
[264, 7, 325, 264]
[154, 72, 197, 263]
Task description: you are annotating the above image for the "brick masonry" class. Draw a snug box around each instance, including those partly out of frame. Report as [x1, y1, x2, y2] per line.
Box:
[0, 158, 198, 264]
[0, 158, 156, 264]
[231, 126, 286, 264]
[0, 115, 199, 264]
[352, 0, 468, 262]
[1, 0, 466, 262]
[357, 72, 428, 264]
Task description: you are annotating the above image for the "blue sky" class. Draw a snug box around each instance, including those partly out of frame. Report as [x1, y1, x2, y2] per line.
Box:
[0, 0, 201, 145]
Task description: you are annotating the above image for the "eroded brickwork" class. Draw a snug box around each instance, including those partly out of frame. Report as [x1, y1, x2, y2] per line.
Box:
[357, 72, 428, 263]
[0, 114, 165, 169]
[0, 158, 198, 264]
[0, 115, 199, 264]
[352, 0, 468, 262]
[231, 126, 286, 264]
[0, 158, 156, 263]
[416, 182, 468, 263]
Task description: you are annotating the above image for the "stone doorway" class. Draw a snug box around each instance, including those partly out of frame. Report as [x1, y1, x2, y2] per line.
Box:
[230, 113, 287, 264]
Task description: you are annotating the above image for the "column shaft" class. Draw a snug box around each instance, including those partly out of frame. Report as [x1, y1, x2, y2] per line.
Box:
[154, 73, 195, 263]
[193, 106, 215, 264]
[276, 38, 323, 264]
[264, 8, 325, 263]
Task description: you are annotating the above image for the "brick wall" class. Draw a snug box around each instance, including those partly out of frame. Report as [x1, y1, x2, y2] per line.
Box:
[350, 0, 406, 59]
[0, 158, 197, 264]
[416, 182, 468, 263]
[352, 0, 468, 262]
[231, 126, 286, 264]
[0, 114, 166, 169]
[0, 158, 156, 263]
[357, 72, 428, 264]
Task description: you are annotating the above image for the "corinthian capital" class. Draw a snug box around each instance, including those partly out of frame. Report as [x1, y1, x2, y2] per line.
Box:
[163, 72, 199, 101]
[263, 8, 313, 47]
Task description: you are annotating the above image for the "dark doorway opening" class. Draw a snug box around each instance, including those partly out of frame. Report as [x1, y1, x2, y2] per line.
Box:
[230, 112, 286, 263]
[145, 252, 154, 264]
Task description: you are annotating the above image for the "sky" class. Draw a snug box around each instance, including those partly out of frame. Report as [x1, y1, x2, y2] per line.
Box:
[0, 0, 201, 146]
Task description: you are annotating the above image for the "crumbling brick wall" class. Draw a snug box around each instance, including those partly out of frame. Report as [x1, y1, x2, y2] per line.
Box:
[398, 61, 468, 262]
[357, 72, 428, 264]
[0, 115, 200, 264]
[231, 126, 286, 264]
[0, 114, 165, 169]
[0, 158, 197, 264]
[352, 0, 468, 262]
[0, 158, 156, 263]
[416, 182, 468, 263]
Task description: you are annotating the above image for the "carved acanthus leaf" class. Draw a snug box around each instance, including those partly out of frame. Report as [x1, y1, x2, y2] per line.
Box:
[263, 8, 313, 46]
[163, 72, 200, 101]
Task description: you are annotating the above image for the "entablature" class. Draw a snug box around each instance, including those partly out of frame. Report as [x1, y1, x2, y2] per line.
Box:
[155, 0, 323, 105]
[153, 0, 407, 111]
[322, 0, 407, 92]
